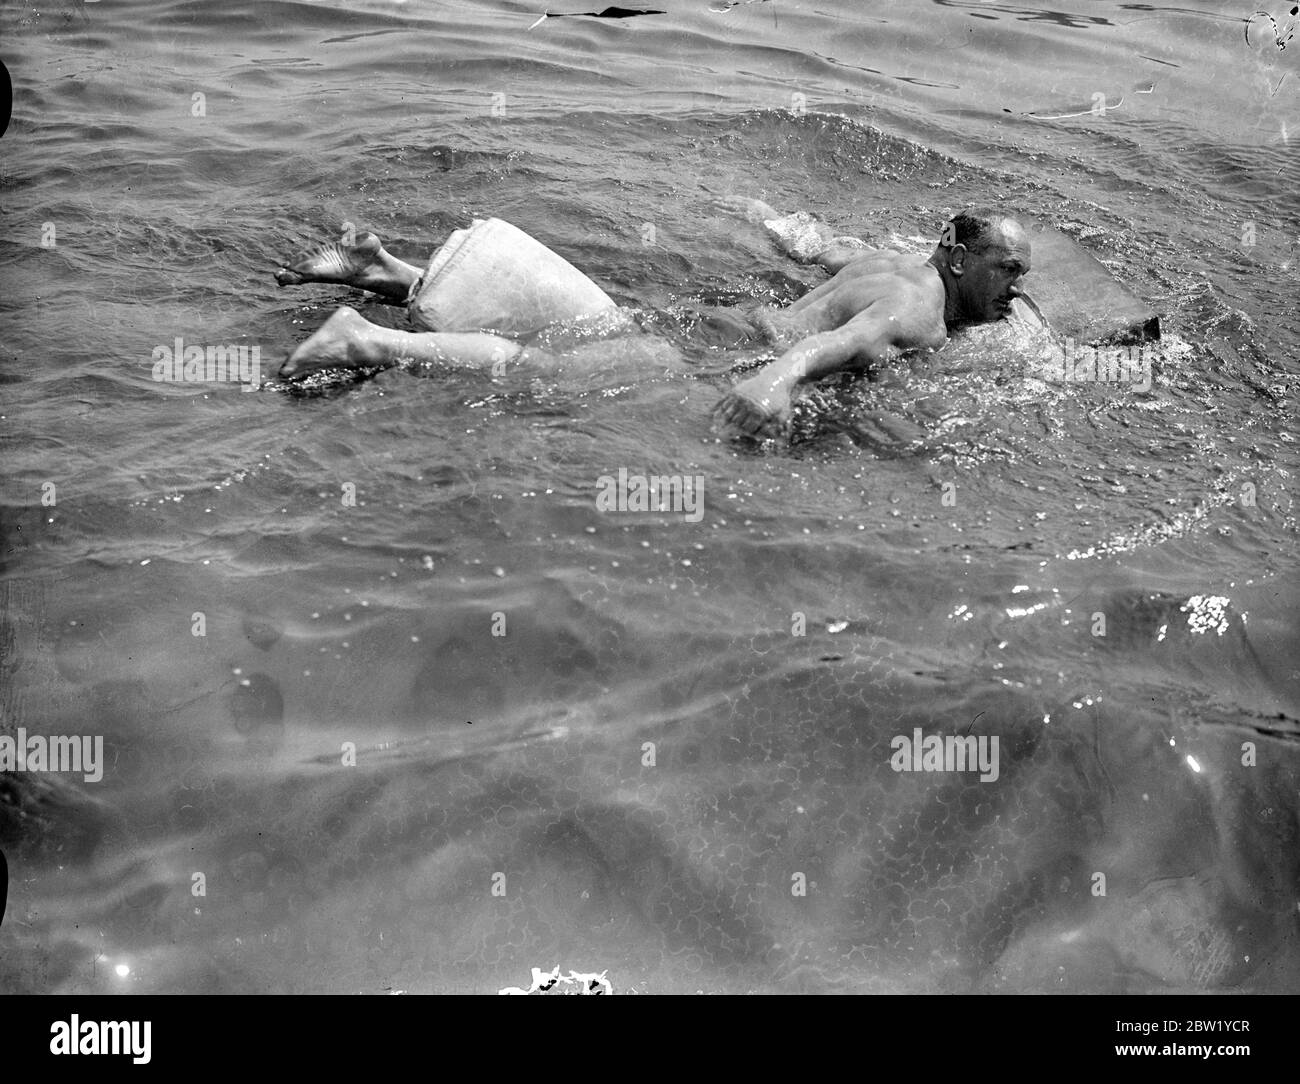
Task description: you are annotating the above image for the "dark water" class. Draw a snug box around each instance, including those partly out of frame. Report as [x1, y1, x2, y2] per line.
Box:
[1, 0, 1297, 993]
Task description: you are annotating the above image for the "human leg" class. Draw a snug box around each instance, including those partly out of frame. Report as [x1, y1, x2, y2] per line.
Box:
[277, 306, 530, 380]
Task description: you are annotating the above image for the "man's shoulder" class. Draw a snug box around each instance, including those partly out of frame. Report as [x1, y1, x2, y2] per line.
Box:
[892, 256, 942, 288]
[855, 259, 941, 309]
[840, 295, 943, 349]
[831, 251, 936, 291]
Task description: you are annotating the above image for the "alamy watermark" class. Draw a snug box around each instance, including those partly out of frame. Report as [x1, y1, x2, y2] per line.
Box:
[50, 1015, 151, 1064]
[1042, 339, 1153, 392]
[151, 337, 262, 389]
[595, 468, 705, 522]
[890, 726, 999, 783]
[0, 728, 104, 782]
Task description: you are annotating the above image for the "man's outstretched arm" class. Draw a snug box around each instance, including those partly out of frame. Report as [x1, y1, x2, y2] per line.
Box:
[712, 307, 904, 438]
[713, 195, 874, 273]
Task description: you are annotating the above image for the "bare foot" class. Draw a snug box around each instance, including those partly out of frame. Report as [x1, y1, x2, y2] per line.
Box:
[712, 373, 793, 438]
[275, 228, 413, 299]
[278, 307, 382, 380]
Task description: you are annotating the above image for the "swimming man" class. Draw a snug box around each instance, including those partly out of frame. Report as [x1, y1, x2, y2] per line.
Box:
[273, 200, 1033, 437]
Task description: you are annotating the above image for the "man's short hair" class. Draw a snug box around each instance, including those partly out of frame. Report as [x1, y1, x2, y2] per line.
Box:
[940, 209, 1007, 255]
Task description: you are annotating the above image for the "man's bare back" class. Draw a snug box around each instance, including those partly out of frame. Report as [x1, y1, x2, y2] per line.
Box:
[758, 248, 947, 344]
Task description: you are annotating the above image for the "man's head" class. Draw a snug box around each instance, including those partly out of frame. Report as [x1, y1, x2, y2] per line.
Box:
[930, 209, 1031, 324]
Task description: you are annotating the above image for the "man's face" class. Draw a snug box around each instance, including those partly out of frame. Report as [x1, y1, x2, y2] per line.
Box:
[958, 222, 1031, 322]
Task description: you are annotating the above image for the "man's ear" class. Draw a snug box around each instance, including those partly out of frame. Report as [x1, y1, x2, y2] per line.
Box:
[948, 243, 968, 276]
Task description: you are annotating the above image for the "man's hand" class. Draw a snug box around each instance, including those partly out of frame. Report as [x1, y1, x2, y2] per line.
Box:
[712, 194, 781, 227]
[712, 372, 794, 438]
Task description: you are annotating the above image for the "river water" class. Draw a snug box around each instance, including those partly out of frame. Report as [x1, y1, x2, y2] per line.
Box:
[1, 0, 1297, 993]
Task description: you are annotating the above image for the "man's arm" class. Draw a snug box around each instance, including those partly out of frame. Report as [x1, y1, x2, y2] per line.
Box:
[759, 210, 875, 273]
[713, 196, 874, 273]
[808, 239, 876, 275]
[712, 304, 916, 437]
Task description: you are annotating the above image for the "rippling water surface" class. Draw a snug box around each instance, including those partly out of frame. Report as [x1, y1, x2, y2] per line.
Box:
[1, 0, 1298, 993]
